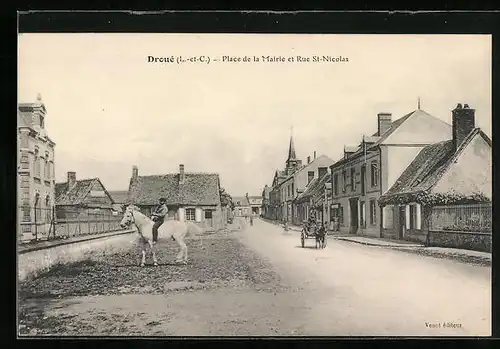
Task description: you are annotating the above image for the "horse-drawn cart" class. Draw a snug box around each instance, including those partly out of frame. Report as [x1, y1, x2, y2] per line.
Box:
[301, 221, 327, 249]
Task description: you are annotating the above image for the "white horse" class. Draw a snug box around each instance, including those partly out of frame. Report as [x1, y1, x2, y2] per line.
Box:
[120, 205, 203, 266]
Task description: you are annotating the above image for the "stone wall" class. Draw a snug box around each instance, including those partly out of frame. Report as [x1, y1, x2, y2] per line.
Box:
[18, 230, 135, 282]
[428, 230, 491, 253]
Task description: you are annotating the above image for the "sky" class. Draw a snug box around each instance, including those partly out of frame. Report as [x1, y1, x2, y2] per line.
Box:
[18, 34, 491, 196]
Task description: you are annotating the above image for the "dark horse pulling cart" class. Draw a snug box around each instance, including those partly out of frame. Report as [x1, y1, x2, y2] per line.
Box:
[301, 221, 327, 249]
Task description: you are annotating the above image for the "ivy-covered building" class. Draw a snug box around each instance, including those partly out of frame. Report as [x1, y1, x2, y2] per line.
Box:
[378, 103, 492, 248]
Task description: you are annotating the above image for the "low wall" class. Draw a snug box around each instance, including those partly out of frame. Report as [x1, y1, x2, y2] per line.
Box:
[18, 229, 136, 282]
[428, 230, 492, 253]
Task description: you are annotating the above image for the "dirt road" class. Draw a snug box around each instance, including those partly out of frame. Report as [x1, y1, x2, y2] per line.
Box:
[18, 218, 491, 336]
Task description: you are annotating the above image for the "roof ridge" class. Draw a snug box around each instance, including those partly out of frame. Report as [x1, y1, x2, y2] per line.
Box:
[55, 177, 98, 185]
[138, 172, 219, 178]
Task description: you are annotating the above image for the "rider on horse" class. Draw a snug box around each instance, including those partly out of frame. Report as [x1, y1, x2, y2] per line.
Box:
[151, 198, 168, 244]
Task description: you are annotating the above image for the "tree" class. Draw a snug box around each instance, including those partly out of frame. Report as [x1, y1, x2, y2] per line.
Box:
[220, 187, 235, 211]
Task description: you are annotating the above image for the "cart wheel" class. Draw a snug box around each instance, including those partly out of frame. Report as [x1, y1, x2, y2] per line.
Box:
[301, 232, 305, 248]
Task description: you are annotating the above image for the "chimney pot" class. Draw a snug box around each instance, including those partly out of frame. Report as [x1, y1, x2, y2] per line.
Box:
[307, 156, 311, 164]
[67, 171, 76, 188]
[179, 164, 185, 183]
[314, 151, 317, 160]
[377, 113, 392, 136]
[452, 103, 475, 150]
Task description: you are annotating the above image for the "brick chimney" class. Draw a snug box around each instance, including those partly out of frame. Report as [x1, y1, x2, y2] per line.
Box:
[377, 113, 392, 136]
[313, 151, 317, 160]
[307, 156, 311, 164]
[67, 171, 76, 188]
[179, 164, 185, 183]
[452, 103, 475, 150]
[132, 165, 138, 180]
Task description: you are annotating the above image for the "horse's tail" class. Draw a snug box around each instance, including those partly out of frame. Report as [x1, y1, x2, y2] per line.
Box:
[185, 222, 204, 249]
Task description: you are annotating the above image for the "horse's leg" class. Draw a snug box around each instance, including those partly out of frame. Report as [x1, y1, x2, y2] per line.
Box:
[151, 242, 158, 266]
[141, 248, 146, 267]
[175, 237, 187, 264]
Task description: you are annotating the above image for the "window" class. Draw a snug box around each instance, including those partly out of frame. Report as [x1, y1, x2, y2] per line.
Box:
[45, 196, 51, 222]
[20, 175, 29, 189]
[371, 163, 379, 187]
[20, 152, 29, 169]
[318, 167, 328, 178]
[360, 201, 366, 228]
[22, 206, 31, 222]
[34, 155, 41, 178]
[370, 200, 377, 225]
[333, 173, 339, 196]
[185, 208, 196, 221]
[205, 210, 213, 219]
[350, 168, 356, 192]
[342, 170, 347, 192]
[308, 171, 314, 184]
[291, 183, 294, 197]
[34, 193, 41, 220]
[44, 159, 48, 179]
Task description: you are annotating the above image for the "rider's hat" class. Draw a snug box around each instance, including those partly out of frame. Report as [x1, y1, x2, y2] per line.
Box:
[159, 197, 166, 203]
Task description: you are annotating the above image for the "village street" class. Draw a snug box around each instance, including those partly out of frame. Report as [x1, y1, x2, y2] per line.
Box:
[240, 219, 491, 336]
[19, 218, 490, 337]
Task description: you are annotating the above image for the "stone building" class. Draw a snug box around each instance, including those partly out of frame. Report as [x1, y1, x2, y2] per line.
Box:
[233, 196, 251, 217]
[261, 185, 271, 217]
[329, 106, 452, 237]
[127, 164, 225, 231]
[17, 94, 56, 241]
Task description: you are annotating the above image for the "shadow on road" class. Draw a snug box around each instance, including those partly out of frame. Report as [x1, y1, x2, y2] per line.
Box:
[113, 262, 187, 268]
[294, 246, 325, 250]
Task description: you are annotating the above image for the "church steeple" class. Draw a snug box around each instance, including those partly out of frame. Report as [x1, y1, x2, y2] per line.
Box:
[284, 126, 302, 176]
[287, 126, 297, 161]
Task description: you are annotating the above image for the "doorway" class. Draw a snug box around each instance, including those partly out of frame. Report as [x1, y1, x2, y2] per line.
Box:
[398, 206, 406, 239]
[349, 198, 359, 234]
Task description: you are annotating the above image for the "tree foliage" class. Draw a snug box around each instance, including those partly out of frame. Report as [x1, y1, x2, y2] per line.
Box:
[219, 187, 235, 210]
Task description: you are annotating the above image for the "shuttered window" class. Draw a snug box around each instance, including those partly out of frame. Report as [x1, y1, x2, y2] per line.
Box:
[185, 208, 196, 221]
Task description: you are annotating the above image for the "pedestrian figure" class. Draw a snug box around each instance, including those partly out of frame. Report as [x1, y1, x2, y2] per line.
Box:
[151, 198, 168, 244]
[250, 216, 253, 226]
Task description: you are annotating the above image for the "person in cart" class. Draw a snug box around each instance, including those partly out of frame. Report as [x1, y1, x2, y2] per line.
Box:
[305, 215, 316, 234]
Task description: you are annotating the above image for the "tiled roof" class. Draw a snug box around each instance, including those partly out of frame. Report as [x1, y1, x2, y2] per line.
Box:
[381, 128, 488, 202]
[56, 179, 98, 205]
[233, 196, 250, 207]
[108, 190, 129, 204]
[127, 173, 221, 206]
[383, 140, 455, 197]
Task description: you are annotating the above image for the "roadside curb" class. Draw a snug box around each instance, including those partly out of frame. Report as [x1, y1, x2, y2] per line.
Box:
[334, 237, 491, 266]
[333, 237, 423, 248]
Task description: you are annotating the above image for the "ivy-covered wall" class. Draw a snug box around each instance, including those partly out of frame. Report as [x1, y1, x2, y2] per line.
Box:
[428, 231, 491, 253]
